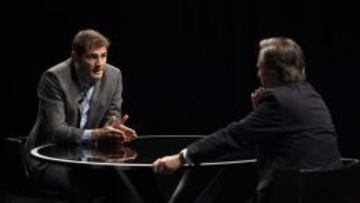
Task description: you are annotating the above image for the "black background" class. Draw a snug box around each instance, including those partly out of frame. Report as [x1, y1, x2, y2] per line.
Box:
[2, 0, 359, 158]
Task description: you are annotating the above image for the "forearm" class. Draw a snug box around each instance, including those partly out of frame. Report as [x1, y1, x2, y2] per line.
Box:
[50, 123, 84, 145]
[187, 122, 244, 163]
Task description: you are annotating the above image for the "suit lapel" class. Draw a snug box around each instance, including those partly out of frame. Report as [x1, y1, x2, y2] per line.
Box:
[86, 79, 102, 128]
[69, 62, 83, 127]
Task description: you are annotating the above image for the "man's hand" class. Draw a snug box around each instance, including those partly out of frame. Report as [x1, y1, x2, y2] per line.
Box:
[251, 87, 265, 109]
[91, 125, 125, 143]
[109, 114, 138, 142]
[152, 154, 185, 175]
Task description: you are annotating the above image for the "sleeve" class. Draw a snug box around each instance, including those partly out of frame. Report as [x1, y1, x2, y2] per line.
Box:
[38, 71, 84, 145]
[187, 90, 282, 164]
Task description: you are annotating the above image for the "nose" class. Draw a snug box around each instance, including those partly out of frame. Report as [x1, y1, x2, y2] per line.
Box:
[94, 58, 100, 65]
[95, 56, 105, 66]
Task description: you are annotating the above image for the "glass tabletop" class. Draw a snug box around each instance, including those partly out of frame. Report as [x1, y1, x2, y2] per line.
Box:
[31, 135, 256, 168]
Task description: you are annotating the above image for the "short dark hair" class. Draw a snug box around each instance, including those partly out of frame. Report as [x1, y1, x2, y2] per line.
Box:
[258, 37, 306, 83]
[71, 29, 110, 56]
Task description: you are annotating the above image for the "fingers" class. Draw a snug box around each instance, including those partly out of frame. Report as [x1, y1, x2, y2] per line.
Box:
[153, 158, 170, 174]
[105, 116, 116, 126]
[251, 87, 266, 109]
[152, 154, 183, 175]
[252, 87, 265, 97]
[104, 114, 138, 142]
[118, 125, 136, 134]
[251, 92, 256, 99]
[113, 128, 137, 143]
[118, 125, 138, 142]
[119, 114, 129, 125]
[107, 126, 125, 138]
[102, 125, 137, 144]
[105, 114, 129, 127]
[153, 158, 161, 174]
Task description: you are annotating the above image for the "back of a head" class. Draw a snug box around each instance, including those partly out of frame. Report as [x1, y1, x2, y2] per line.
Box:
[258, 37, 306, 84]
[71, 29, 110, 56]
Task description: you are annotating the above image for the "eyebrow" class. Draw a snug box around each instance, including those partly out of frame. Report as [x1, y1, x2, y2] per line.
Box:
[86, 52, 108, 57]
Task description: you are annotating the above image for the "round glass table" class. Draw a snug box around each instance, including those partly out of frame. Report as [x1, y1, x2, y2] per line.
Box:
[31, 135, 256, 169]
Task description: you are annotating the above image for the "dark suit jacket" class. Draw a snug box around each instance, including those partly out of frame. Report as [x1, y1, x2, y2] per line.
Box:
[186, 81, 342, 201]
[24, 59, 123, 173]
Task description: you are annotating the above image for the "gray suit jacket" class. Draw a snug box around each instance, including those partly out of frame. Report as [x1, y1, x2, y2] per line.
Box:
[24, 59, 123, 173]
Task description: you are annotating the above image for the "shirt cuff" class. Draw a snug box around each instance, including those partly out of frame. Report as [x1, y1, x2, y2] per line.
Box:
[180, 148, 194, 166]
[81, 129, 93, 145]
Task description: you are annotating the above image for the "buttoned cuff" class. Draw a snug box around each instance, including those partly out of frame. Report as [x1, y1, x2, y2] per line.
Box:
[81, 129, 93, 145]
[180, 148, 194, 166]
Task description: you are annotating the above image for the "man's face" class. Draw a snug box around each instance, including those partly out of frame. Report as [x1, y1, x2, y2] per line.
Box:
[257, 65, 265, 86]
[257, 51, 274, 87]
[257, 51, 267, 86]
[257, 62, 278, 88]
[75, 46, 108, 82]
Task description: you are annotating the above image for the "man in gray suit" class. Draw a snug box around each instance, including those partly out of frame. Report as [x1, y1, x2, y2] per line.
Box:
[153, 37, 342, 203]
[24, 29, 137, 202]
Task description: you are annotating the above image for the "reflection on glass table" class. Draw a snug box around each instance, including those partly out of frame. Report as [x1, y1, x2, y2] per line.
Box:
[81, 145, 138, 162]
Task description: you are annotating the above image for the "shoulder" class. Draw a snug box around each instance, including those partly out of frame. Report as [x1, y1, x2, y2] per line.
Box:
[39, 59, 74, 87]
[263, 81, 320, 109]
[259, 88, 277, 104]
[265, 81, 310, 99]
[256, 85, 291, 109]
[46, 59, 72, 74]
[104, 63, 122, 81]
[105, 63, 121, 75]
[42, 59, 72, 80]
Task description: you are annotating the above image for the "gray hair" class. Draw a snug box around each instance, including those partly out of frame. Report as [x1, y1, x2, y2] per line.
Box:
[258, 37, 306, 83]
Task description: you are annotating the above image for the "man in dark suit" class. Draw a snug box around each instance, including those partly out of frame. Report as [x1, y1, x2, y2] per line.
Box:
[24, 29, 138, 202]
[153, 37, 343, 203]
